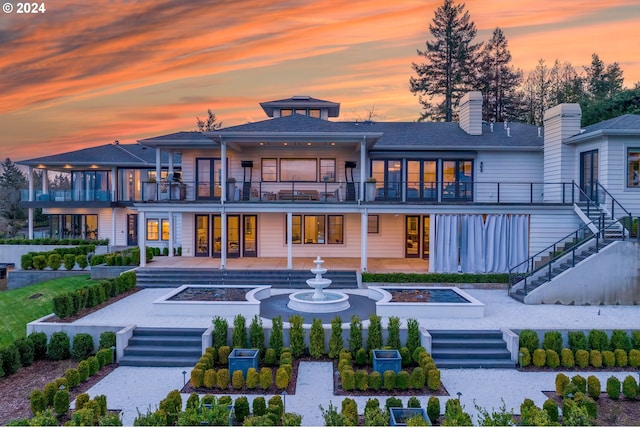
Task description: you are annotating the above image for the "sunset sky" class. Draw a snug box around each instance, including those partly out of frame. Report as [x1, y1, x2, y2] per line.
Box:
[2, 0, 639, 162]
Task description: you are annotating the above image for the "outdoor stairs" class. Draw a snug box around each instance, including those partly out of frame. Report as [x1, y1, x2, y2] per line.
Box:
[575, 200, 625, 240]
[135, 268, 359, 289]
[118, 327, 205, 367]
[429, 330, 515, 369]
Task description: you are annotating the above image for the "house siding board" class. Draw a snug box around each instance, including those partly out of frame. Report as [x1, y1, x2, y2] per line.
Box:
[475, 152, 543, 203]
[367, 214, 404, 258]
[529, 211, 581, 256]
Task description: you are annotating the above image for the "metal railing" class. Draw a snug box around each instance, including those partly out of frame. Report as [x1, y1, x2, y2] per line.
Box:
[20, 189, 112, 202]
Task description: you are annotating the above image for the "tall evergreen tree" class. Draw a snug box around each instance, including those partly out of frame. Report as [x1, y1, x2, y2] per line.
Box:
[410, 0, 482, 122]
[196, 109, 223, 131]
[548, 60, 585, 105]
[521, 59, 553, 125]
[0, 158, 27, 226]
[584, 53, 624, 101]
[477, 27, 523, 123]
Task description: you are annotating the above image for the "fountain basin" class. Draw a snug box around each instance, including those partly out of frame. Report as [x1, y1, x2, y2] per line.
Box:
[152, 285, 270, 316]
[288, 290, 350, 313]
[372, 286, 484, 318]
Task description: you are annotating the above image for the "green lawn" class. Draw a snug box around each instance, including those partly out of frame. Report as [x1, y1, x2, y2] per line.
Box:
[0, 275, 99, 346]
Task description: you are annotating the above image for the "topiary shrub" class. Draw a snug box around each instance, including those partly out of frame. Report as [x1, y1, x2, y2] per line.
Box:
[542, 330, 563, 355]
[587, 375, 601, 400]
[28, 332, 48, 360]
[568, 331, 588, 352]
[542, 398, 558, 422]
[606, 376, 621, 399]
[369, 371, 382, 391]
[14, 337, 34, 368]
[191, 368, 204, 388]
[203, 369, 216, 389]
[575, 349, 589, 368]
[264, 348, 277, 366]
[412, 346, 427, 364]
[589, 329, 610, 351]
[519, 329, 539, 354]
[427, 368, 441, 391]
[385, 396, 403, 409]
[367, 314, 383, 353]
[21, 253, 33, 270]
[288, 315, 305, 358]
[76, 254, 89, 270]
[545, 349, 559, 368]
[47, 331, 70, 361]
[63, 254, 76, 270]
[629, 349, 640, 367]
[328, 316, 343, 359]
[590, 349, 603, 368]
[603, 350, 616, 367]
[410, 366, 426, 389]
[252, 396, 267, 417]
[427, 396, 440, 424]
[234, 396, 250, 423]
[383, 370, 396, 391]
[355, 348, 367, 367]
[0, 344, 21, 376]
[622, 375, 638, 399]
[212, 316, 228, 349]
[396, 370, 410, 390]
[43, 381, 57, 407]
[400, 346, 412, 367]
[99, 331, 116, 350]
[611, 330, 631, 352]
[52, 294, 74, 319]
[217, 346, 231, 365]
[216, 368, 230, 389]
[309, 318, 325, 359]
[32, 255, 47, 270]
[29, 389, 46, 415]
[355, 369, 369, 391]
[632, 330, 640, 350]
[71, 333, 94, 361]
[561, 348, 575, 368]
[232, 369, 244, 389]
[519, 347, 531, 367]
[75, 392, 90, 410]
[259, 367, 272, 390]
[386, 316, 401, 349]
[572, 374, 587, 394]
[341, 368, 355, 391]
[614, 349, 628, 367]
[269, 315, 284, 357]
[53, 389, 70, 416]
[555, 373, 570, 396]
[341, 398, 359, 426]
[532, 348, 546, 367]
[249, 315, 265, 356]
[47, 253, 62, 270]
[65, 368, 80, 388]
[77, 360, 89, 382]
[275, 367, 289, 390]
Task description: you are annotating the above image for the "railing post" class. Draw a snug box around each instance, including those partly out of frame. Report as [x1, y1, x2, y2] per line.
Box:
[497, 182, 500, 203]
[562, 182, 566, 203]
[571, 181, 575, 204]
[530, 183, 533, 204]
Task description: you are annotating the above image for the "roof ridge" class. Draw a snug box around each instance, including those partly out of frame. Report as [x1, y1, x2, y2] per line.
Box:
[113, 143, 149, 164]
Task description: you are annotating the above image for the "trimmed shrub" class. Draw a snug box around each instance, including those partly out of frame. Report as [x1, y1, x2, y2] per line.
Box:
[191, 368, 204, 388]
[264, 348, 277, 366]
[76, 254, 89, 270]
[21, 253, 33, 270]
[366, 314, 383, 352]
[98, 331, 116, 350]
[216, 368, 230, 389]
[33, 255, 47, 270]
[234, 396, 250, 423]
[542, 331, 563, 355]
[575, 349, 589, 368]
[396, 370, 410, 390]
[606, 376, 621, 399]
[589, 329, 610, 351]
[383, 370, 396, 391]
[217, 346, 231, 365]
[253, 396, 267, 417]
[587, 375, 601, 400]
[28, 332, 48, 360]
[561, 348, 575, 368]
[568, 331, 589, 352]
[349, 315, 363, 355]
[52, 294, 74, 319]
[47, 331, 70, 361]
[632, 330, 640, 350]
[572, 374, 587, 394]
[43, 381, 57, 407]
[629, 349, 640, 367]
[65, 368, 80, 388]
[288, 315, 305, 358]
[309, 318, 325, 359]
[14, 337, 34, 367]
[369, 371, 382, 391]
[249, 315, 265, 356]
[355, 369, 368, 391]
[328, 316, 343, 359]
[341, 398, 359, 426]
[532, 348, 546, 367]
[400, 346, 412, 367]
[545, 349, 559, 368]
[519, 347, 531, 367]
[212, 316, 228, 349]
[386, 316, 402, 349]
[603, 350, 616, 367]
[615, 348, 628, 367]
[355, 348, 367, 367]
[622, 375, 638, 399]
[341, 368, 355, 391]
[203, 369, 216, 389]
[427, 396, 440, 424]
[75, 392, 90, 410]
[71, 333, 94, 361]
[232, 369, 244, 389]
[0, 344, 21, 376]
[427, 368, 441, 391]
[385, 396, 403, 409]
[259, 367, 272, 389]
[611, 330, 631, 351]
[53, 389, 70, 416]
[542, 398, 558, 423]
[29, 390, 46, 415]
[275, 367, 289, 389]
[406, 318, 421, 355]
[412, 347, 427, 364]
[77, 360, 89, 382]
[47, 253, 62, 270]
[410, 366, 426, 389]
[556, 373, 570, 396]
[233, 314, 248, 352]
[63, 254, 76, 270]
[269, 316, 284, 357]
[590, 349, 603, 368]
[519, 329, 539, 354]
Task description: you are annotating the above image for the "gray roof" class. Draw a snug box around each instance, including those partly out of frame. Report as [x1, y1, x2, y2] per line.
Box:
[18, 143, 180, 168]
[565, 114, 640, 144]
[138, 131, 213, 144]
[260, 96, 340, 117]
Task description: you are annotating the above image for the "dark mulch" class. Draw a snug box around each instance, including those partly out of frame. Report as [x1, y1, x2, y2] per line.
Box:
[519, 365, 640, 373]
[543, 391, 640, 426]
[0, 359, 118, 425]
[45, 288, 139, 323]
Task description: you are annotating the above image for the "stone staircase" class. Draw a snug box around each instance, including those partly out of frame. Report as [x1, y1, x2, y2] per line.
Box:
[118, 327, 205, 367]
[135, 268, 359, 289]
[430, 330, 515, 369]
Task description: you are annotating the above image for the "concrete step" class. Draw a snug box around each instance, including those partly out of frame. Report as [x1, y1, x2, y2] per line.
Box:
[429, 330, 514, 369]
[118, 355, 200, 367]
[433, 358, 516, 369]
[119, 327, 206, 367]
[429, 330, 503, 340]
[432, 348, 512, 359]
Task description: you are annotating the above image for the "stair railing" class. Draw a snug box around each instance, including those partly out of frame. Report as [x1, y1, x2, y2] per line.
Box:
[571, 181, 601, 218]
[595, 181, 633, 236]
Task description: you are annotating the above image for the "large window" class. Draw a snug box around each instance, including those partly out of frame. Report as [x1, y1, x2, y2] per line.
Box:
[161, 219, 170, 241]
[628, 149, 640, 188]
[50, 214, 98, 239]
[261, 158, 277, 182]
[71, 171, 110, 201]
[327, 215, 344, 244]
[146, 219, 159, 241]
[280, 159, 317, 181]
[442, 160, 473, 201]
[320, 159, 336, 182]
[407, 160, 437, 200]
[287, 215, 343, 244]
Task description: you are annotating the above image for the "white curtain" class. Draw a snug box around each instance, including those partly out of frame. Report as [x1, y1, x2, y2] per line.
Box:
[484, 215, 509, 272]
[460, 215, 485, 273]
[434, 215, 459, 273]
[508, 215, 529, 273]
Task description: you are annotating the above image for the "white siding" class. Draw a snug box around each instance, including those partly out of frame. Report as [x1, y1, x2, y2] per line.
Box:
[367, 214, 405, 258]
[529, 210, 581, 256]
[475, 151, 543, 203]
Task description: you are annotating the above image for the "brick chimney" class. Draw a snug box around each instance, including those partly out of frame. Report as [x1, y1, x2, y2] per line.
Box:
[458, 91, 483, 135]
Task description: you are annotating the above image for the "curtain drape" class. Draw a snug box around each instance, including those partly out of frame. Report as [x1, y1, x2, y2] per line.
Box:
[460, 215, 485, 273]
[508, 214, 529, 273]
[484, 215, 509, 272]
[434, 215, 459, 273]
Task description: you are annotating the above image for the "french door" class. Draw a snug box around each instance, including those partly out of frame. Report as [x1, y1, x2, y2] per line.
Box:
[580, 150, 599, 202]
[405, 215, 430, 259]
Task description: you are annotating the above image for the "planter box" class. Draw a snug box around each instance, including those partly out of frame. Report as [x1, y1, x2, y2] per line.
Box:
[389, 408, 431, 426]
[228, 348, 259, 377]
[372, 349, 402, 374]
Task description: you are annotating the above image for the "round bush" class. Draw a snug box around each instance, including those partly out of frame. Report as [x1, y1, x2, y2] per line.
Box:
[259, 367, 272, 389]
[622, 375, 638, 399]
[99, 331, 116, 350]
[28, 332, 48, 360]
[216, 368, 230, 389]
[232, 369, 244, 389]
[14, 337, 35, 367]
[588, 330, 610, 351]
[602, 350, 616, 367]
[369, 371, 382, 391]
[76, 254, 89, 270]
[43, 382, 57, 406]
[355, 369, 369, 391]
[47, 331, 70, 361]
[543, 398, 558, 422]
[610, 330, 631, 351]
[606, 376, 621, 399]
[0, 344, 22, 376]
[87, 356, 99, 376]
[589, 349, 603, 368]
[383, 370, 396, 391]
[568, 331, 588, 352]
[561, 348, 574, 368]
[410, 366, 426, 389]
[341, 368, 355, 391]
[629, 349, 640, 367]
[190, 368, 204, 388]
[47, 253, 62, 270]
[519, 347, 531, 367]
[53, 389, 70, 416]
[546, 349, 559, 368]
[519, 329, 539, 354]
[203, 369, 216, 389]
[542, 331, 563, 355]
[246, 367, 259, 389]
[427, 368, 441, 391]
[555, 373, 570, 396]
[63, 254, 76, 270]
[575, 349, 589, 368]
[275, 367, 289, 389]
[396, 370, 410, 390]
[71, 333, 94, 361]
[77, 360, 89, 382]
[264, 348, 277, 366]
[532, 348, 546, 367]
[65, 368, 80, 388]
[571, 374, 586, 394]
[615, 349, 628, 367]
[587, 375, 601, 399]
[33, 255, 47, 270]
[427, 396, 440, 424]
[29, 390, 46, 415]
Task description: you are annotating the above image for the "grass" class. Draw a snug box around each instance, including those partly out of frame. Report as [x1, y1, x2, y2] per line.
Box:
[0, 275, 99, 346]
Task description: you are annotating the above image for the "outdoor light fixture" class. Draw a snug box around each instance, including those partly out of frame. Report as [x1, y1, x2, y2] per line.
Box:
[456, 391, 462, 401]
[282, 391, 288, 412]
[519, 351, 524, 368]
[111, 346, 116, 364]
[182, 370, 187, 386]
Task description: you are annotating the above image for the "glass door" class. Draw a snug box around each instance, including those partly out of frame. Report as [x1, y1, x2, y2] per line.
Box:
[580, 150, 599, 202]
[422, 216, 430, 259]
[406, 216, 420, 258]
[196, 158, 223, 200]
[212, 215, 222, 258]
[227, 215, 240, 258]
[243, 215, 257, 257]
[195, 214, 209, 257]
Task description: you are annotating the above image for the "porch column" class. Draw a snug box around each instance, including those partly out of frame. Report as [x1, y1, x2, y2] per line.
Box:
[138, 211, 146, 267]
[361, 208, 368, 272]
[220, 209, 227, 269]
[429, 214, 435, 272]
[168, 150, 174, 175]
[287, 211, 293, 269]
[111, 167, 117, 201]
[42, 169, 48, 194]
[111, 209, 116, 246]
[359, 138, 366, 202]
[28, 166, 34, 239]
[168, 213, 175, 257]
[220, 138, 227, 203]
[155, 148, 161, 201]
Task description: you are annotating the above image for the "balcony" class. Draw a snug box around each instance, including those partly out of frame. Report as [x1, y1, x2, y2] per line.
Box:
[20, 189, 112, 207]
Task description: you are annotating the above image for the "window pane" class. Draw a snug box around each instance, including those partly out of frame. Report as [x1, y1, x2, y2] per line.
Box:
[320, 159, 336, 182]
[161, 219, 169, 241]
[304, 215, 325, 244]
[280, 159, 317, 181]
[295, 109, 306, 116]
[292, 215, 301, 244]
[328, 215, 343, 244]
[628, 149, 640, 187]
[368, 215, 379, 234]
[281, 109, 292, 117]
[261, 158, 277, 182]
[146, 219, 159, 240]
[309, 109, 321, 118]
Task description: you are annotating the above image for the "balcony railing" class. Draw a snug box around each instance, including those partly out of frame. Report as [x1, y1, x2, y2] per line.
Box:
[20, 189, 112, 202]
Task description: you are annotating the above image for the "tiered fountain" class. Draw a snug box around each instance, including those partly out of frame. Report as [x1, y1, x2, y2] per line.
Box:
[287, 256, 350, 313]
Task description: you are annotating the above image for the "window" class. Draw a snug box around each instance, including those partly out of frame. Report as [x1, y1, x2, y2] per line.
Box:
[309, 109, 321, 118]
[281, 109, 293, 117]
[368, 215, 379, 234]
[295, 109, 307, 116]
[161, 219, 170, 241]
[146, 219, 159, 241]
[320, 159, 336, 182]
[304, 215, 325, 244]
[628, 149, 640, 187]
[280, 159, 317, 181]
[328, 215, 344, 244]
[261, 158, 277, 182]
[291, 215, 301, 244]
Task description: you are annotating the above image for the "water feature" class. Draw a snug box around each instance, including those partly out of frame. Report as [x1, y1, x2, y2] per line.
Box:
[287, 256, 351, 313]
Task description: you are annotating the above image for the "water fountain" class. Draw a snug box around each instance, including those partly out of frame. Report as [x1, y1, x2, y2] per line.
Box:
[287, 256, 351, 313]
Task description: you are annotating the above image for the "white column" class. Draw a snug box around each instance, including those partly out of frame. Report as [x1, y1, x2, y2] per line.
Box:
[221, 139, 227, 203]
[42, 169, 48, 194]
[155, 148, 161, 201]
[361, 209, 368, 272]
[168, 213, 175, 257]
[359, 138, 366, 201]
[111, 167, 117, 201]
[111, 209, 116, 246]
[168, 150, 174, 175]
[220, 209, 227, 269]
[28, 166, 34, 239]
[287, 212, 293, 269]
[429, 214, 435, 272]
[138, 211, 146, 267]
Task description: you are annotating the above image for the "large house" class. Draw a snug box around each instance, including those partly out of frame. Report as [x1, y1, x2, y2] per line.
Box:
[18, 93, 640, 302]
